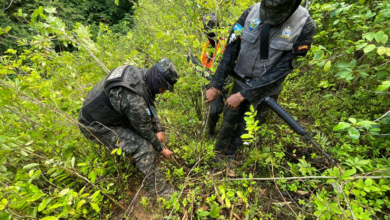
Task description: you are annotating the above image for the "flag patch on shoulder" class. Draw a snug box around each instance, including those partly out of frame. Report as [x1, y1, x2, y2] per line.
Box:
[233, 23, 243, 31]
[298, 45, 309, 51]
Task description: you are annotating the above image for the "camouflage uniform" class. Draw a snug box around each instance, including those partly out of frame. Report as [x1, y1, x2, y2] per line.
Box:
[79, 58, 179, 198]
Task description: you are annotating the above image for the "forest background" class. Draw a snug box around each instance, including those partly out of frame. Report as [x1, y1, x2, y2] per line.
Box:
[0, 0, 390, 219]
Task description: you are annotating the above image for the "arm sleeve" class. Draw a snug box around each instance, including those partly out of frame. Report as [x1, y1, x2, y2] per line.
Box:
[240, 16, 317, 102]
[109, 87, 164, 152]
[154, 122, 164, 133]
[210, 7, 252, 90]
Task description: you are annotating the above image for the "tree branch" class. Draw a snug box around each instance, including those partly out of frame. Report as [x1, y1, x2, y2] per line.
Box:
[2, 0, 13, 12]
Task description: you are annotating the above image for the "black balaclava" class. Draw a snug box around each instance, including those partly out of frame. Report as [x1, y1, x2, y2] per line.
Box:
[146, 64, 168, 100]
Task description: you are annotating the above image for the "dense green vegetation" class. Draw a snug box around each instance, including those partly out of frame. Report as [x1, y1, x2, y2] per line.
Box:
[0, 0, 389, 219]
[0, 0, 135, 54]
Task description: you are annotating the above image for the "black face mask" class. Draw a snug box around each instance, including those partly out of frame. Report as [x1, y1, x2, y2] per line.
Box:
[145, 65, 168, 100]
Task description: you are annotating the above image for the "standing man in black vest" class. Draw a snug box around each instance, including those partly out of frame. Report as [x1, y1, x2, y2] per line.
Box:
[205, 0, 316, 160]
[78, 58, 179, 198]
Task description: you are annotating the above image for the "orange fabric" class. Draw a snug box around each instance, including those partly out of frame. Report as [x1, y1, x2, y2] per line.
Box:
[201, 38, 226, 69]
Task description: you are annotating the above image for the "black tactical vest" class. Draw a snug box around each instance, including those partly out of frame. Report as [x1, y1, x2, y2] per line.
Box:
[80, 65, 158, 126]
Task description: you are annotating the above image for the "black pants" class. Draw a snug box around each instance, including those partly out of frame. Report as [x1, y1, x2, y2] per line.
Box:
[214, 82, 281, 154]
[208, 94, 225, 134]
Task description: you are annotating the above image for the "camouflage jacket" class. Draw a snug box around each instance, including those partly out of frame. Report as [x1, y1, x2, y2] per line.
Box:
[108, 86, 164, 152]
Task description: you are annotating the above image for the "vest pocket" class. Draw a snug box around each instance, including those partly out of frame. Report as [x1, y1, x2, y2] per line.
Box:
[269, 40, 293, 51]
[88, 103, 122, 125]
[241, 25, 261, 44]
[269, 40, 293, 66]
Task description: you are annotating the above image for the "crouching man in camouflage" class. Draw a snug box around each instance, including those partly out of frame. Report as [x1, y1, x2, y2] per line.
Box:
[78, 58, 179, 199]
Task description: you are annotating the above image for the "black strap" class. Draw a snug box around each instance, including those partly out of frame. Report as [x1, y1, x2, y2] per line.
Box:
[260, 24, 271, 60]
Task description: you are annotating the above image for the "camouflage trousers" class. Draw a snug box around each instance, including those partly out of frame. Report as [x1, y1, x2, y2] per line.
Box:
[207, 94, 225, 135]
[78, 115, 172, 198]
[214, 82, 281, 155]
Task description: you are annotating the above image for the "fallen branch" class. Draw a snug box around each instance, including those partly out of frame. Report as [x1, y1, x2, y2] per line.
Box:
[374, 109, 390, 122]
[219, 175, 390, 181]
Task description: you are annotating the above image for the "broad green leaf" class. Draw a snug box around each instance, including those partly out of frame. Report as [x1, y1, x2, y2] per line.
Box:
[48, 203, 63, 209]
[241, 134, 254, 139]
[375, 31, 384, 43]
[79, 186, 86, 195]
[363, 32, 375, 41]
[359, 0, 365, 4]
[88, 171, 96, 183]
[386, 48, 390, 56]
[76, 200, 86, 211]
[365, 178, 373, 186]
[226, 191, 234, 198]
[381, 34, 388, 44]
[111, 149, 118, 155]
[324, 61, 331, 72]
[363, 44, 376, 53]
[336, 62, 351, 68]
[5, 49, 17, 54]
[348, 127, 360, 140]
[210, 203, 220, 218]
[41, 217, 58, 220]
[38, 197, 51, 211]
[115, 0, 119, 6]
[0, 68, 15, 74]
[4, 26, 11, 33]
[57, 188, 69, 197]
[342, 168, 356, 180]
[237, 191, 244, 198]
[333, 122, 351, 131]
[250, 105, 254, 112]
[23, 163, 39, 170]
[117, 148, 122, 155]
[313, 50, 324, 60]
[378, 81, 390, 91]
[199, 211, 210, 217]
[0, 199, 8, 210]
[225, 198, 231, 208]
[91, 190, 101, 202]
[377, 47, 386, 56]
[329, 203, 343, 214]
[348, 118, 357, 124]
[90, 203, 100, 212]
[29, 169, 34, 177]
[335, 70, 353, 79]
[356, 43, 367, 50]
